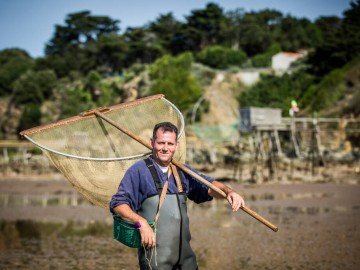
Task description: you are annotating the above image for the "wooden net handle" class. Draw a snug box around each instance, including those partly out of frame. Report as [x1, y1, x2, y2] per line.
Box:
[92, 110, 279, 232]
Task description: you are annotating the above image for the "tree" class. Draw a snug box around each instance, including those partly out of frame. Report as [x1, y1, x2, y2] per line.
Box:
[236, 11, 277, 56]
[96, 34, 128, 72]
[12, 70, 57, 105]
[60, 84, 95, 118]
[196, 45, 247, 69]
[149, 13, 182, 53]
[46, 11, 120, 55]
[309, 0, 360, 76]
[44, 11, 121, 76]
[185, 3, 228, 50]
[17, 103, 42, 134]
[149, 53, 202, 112]
[123, 27, 165, 66]
[224, 8, 246, 49]
[0, 49, 34, 95]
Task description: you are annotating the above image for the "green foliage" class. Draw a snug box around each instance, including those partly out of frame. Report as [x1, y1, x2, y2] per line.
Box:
[122, 63, 147, 82]
[310, 0, 360, 75]
[277, 17, 317, 51]
[239, 70, 314, 114]
[46, 11, 120, 55]
[240, 22, 273, 56]
[97, 78, 122, 106]
[307, 69, 345, 111]
[85, 70, 101, 101]
[0, 49, 34, 95]
[251, 43, 281, 67]
[17, 103, 42, 133]
[60, 84, 95, 118]
[191, 63, 216, 87]
[149, 13, 182, 53]
[123, 27, 165, 66]
[44, 11, 123, 77]
[12, 70, 57, 104]
[149, 52, 202, 111]
[186, 3, 228, 48]
[196, 45, 247, 69]
[0, 3, 357, 133]
[95, 34, 128, 73]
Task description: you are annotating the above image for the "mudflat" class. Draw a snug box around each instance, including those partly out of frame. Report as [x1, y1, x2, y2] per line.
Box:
[0, 177, 359, 270]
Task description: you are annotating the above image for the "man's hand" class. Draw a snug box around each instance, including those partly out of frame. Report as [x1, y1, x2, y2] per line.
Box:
[226, 191, 245, 212]
[138, 220, 156, 249]
[209, 181, 245, 211]
[113, 204, 156, 249]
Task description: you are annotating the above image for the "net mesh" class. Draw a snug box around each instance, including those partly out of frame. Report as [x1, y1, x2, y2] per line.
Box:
[21, 95, 186, 208]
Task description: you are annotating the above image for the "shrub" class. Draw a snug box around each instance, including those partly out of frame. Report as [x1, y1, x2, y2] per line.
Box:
[149, 52, 202, 112]
[196, 45, 247, 69]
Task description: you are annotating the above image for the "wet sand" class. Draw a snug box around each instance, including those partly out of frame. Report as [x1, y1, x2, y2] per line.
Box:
[0, 176, 359, 269]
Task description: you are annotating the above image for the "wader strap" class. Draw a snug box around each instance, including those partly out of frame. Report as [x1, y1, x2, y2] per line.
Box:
[144, 158, 163, 193]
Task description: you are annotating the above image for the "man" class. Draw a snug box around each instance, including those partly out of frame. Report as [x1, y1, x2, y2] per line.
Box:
[110, 122, 245, 269]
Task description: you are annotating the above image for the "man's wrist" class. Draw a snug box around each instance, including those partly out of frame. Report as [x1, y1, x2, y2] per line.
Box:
[136, 219, 148, 229]
[135, 221, 142, 228]
[224, 186, 233, 196]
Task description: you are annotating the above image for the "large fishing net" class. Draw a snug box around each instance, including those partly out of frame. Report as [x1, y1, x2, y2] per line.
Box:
[20, 95, 186, 208]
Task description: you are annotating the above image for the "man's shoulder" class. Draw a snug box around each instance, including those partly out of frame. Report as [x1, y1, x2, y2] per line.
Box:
[127, 157, 151, 172]
[130, 159, 146, 168]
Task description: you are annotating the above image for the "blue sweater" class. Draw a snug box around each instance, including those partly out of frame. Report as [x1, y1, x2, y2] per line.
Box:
[110, 155, 214, 212]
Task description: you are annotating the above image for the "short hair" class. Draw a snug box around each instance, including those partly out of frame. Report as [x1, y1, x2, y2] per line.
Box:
[152, 122, 178, 141]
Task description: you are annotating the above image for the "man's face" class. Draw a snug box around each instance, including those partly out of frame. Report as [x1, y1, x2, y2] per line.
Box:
[150, 128, 178, 167]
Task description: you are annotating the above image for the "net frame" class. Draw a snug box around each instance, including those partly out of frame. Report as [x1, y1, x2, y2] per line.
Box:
[20, 94, 186, 208]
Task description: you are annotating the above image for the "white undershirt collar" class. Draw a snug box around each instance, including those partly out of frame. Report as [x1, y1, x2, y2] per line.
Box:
[155, 162, 169, 173]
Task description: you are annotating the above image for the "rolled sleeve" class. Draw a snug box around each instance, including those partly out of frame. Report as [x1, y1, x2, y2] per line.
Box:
[183, 165, 214, 204]
[110, 166, 140, 213]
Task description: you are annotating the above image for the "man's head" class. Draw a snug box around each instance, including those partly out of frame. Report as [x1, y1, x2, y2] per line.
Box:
[150, 122, 178, 167]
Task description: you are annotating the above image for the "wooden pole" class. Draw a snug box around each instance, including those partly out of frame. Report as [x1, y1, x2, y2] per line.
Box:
[93, 111, 279, 232]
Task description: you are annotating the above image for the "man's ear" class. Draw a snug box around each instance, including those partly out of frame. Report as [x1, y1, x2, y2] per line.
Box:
[150, 138, 154, 149]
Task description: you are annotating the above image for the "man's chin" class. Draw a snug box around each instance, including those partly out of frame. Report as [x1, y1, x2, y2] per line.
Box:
[158, 157, 171, 165]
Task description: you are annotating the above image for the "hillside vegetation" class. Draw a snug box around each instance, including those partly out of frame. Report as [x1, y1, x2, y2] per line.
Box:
[0, 1, 359, 140]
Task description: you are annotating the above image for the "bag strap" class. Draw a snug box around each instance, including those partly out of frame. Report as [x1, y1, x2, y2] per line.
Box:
[153, 168, 170, 224]
[170, 163, 186, 192]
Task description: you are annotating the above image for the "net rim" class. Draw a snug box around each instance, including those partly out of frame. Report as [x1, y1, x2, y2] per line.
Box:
[20, 94, 165, 136]
[23, 96, 185, 161]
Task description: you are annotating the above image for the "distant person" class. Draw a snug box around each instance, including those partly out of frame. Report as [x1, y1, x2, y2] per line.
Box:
[110, 122, 245, 270]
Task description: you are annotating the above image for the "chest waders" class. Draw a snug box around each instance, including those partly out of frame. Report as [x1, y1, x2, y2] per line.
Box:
[137, 159, 198, 270]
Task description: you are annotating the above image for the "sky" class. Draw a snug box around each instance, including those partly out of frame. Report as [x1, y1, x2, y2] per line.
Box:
[0, 0, 353, 58]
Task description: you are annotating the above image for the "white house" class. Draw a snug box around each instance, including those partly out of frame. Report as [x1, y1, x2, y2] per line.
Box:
[272, 51, 306, 75]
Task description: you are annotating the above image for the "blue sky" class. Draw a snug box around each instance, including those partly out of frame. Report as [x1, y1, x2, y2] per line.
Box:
[0, 0, 353, 58]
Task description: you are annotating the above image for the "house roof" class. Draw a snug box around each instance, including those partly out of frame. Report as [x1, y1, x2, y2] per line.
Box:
[275, 52, 304, 59]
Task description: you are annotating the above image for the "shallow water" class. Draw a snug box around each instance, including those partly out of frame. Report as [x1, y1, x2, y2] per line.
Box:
[0, 192, 90, 207]
[0, 181, 359, 269]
